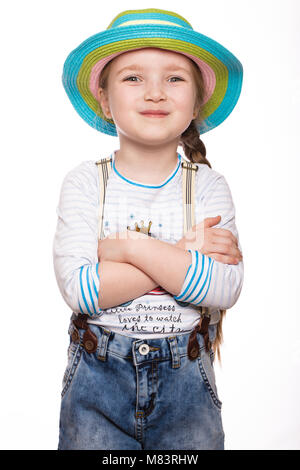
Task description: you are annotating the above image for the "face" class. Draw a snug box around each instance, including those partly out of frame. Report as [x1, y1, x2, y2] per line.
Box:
[98, 48, 199, 147]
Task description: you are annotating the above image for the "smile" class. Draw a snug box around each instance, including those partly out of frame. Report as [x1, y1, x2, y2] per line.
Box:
[140, 113, 169, 118]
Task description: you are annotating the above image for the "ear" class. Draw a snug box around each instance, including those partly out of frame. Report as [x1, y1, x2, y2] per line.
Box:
[192, 105, 200, 120]
[97, 88, 112, 119]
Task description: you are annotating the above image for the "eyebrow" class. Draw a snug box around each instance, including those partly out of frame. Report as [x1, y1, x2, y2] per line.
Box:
[116, 64, 191, 76]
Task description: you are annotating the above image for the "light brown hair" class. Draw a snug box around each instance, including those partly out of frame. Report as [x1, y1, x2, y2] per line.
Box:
[97, 55, 226, 364]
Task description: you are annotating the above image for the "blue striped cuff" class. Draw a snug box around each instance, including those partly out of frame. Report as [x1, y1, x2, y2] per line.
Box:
[174, 250, 214, 305]
[77, 263, 101, 316]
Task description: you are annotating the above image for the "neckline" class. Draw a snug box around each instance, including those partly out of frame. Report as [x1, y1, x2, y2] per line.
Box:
[111, 150, 182, 189]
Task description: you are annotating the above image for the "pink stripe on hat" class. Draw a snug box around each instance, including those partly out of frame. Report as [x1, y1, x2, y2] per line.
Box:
[89, 48, 216, 105]
[180, 51, 216, 104]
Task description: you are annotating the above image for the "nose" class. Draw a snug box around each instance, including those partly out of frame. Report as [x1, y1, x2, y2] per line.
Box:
[144, 79, 167, 102]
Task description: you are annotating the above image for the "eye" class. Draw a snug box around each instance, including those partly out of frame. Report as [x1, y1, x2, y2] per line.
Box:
[124, 76, 139, 82]
[169, 76, 183, 82]
[123, 75, 184, 82]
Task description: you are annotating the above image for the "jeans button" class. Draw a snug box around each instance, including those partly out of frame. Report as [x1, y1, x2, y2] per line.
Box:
[139, 344, 150, 355]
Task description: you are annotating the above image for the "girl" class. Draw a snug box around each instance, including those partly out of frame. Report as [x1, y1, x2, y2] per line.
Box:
[53, 8, 244, 450]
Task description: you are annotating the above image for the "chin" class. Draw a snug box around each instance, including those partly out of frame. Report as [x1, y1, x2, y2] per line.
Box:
[129, 129, 168, 141]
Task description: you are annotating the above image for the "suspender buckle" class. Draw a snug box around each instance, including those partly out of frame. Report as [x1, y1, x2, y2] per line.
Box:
[96, 157, 112, 165]
[181, 161, 198, 171]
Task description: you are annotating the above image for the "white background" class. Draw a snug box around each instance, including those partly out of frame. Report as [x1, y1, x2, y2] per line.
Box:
[1, 0, 299, 450]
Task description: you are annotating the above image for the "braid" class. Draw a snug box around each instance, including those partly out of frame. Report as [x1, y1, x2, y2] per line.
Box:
[180, 118, 226, 365]
[179, 119, 212, 168]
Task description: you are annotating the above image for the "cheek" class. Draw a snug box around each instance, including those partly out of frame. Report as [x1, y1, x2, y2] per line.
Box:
[109, 93, 130, 122]
[175, 90, 195, 113]
[110, 89, 138, 115]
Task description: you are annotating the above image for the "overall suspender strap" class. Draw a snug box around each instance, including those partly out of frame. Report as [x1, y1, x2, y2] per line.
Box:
[181, 160, 211, 359]
[181, 160, 197, 233]
[73, 157, 113, 356]
[95, 157, 112, 240]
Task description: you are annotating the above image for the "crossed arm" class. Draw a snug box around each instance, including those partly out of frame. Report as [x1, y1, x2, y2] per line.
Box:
[97, 236, 192, 309]
[97, 218, 243, 310]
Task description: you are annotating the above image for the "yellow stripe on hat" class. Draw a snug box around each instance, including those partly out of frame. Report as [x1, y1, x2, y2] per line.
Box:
[116, 20, 184, 28]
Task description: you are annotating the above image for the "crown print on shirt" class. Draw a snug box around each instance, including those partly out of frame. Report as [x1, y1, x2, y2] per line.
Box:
[127, 220, 152, 237]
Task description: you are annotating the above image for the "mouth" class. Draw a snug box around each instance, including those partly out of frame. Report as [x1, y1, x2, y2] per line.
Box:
[140, 112, 169, 118]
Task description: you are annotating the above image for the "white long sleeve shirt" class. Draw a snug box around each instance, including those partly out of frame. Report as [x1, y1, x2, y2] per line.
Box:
[53, 150, 244, 339]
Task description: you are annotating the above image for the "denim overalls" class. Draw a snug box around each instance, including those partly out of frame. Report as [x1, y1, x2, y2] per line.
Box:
[58, 316, 224, 450]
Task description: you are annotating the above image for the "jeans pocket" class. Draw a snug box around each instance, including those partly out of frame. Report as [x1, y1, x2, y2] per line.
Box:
[197, 347, 222, 410]
[61, 338, 83, 398]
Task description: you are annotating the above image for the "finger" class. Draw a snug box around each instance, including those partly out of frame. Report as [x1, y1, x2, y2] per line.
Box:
[204, 242, 229, 254]
[210, 228, 238, 245]
[203, 215, 221, 227]
[208, 242, 243, 259]
[210, 236, 233, 246]
[210, 236, 241, 256]
[206, 252, 240, 265]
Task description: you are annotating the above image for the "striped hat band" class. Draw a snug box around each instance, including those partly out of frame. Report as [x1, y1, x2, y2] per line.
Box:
[62, 8, 243, 136]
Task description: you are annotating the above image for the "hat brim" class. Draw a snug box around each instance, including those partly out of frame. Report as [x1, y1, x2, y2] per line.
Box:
[62, 24, 243, 136]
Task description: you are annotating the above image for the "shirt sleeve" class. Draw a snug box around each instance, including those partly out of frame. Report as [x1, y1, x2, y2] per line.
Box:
[52, 162, 102, 317]
[174, 173, 244, 310]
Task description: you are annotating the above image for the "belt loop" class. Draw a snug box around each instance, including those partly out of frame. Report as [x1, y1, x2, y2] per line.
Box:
[167, 336, 181, 369]
[97, 328, 112, 362]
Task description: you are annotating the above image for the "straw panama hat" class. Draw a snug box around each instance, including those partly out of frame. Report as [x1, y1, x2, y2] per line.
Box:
[62, 8, 243, 136]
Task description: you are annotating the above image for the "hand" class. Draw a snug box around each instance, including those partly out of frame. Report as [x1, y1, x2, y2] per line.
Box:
[97, 229, 149, 263]
[175, 216, 243, 265]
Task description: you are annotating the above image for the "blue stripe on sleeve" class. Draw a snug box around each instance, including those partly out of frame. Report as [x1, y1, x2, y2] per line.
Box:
[91, 264, 101, 312]
[174, 250, 215, 305]
[187, 256, 211, 303]
[182, 251, 206, 302]
[196, 259, 215, 304]
[78, 299, 84, 314]
[79, 266, 92, 315]
[188, 256, 213, 303]
[86, 265, 97, 314]
[174, 250, 197, 300]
